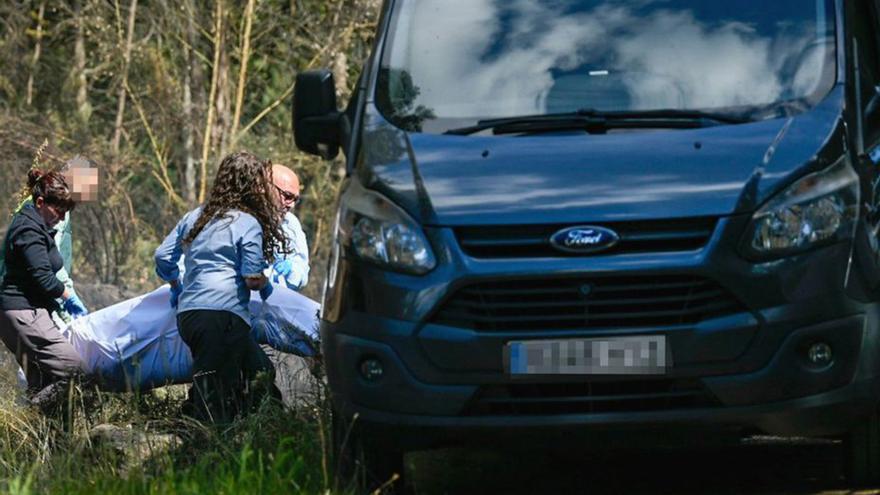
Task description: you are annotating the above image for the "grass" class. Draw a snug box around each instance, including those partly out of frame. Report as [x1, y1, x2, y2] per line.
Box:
[0, 366, 340, 495]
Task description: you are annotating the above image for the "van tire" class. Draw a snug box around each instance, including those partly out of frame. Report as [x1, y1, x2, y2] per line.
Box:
[332, 411, 407, 494]
[845, 408, 880, 486]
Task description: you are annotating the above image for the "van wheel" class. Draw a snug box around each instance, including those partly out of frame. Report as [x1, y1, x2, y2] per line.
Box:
[332, 411, 407, 494]
[845, 408, 880, 486]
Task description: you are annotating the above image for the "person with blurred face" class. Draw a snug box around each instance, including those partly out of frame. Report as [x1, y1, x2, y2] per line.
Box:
[268, 164, 310, 290]
[2, 156, 101, 393]
[0, 169, 90, 406]
[0, 156, 99, 326]
[64, 157, 99, 203]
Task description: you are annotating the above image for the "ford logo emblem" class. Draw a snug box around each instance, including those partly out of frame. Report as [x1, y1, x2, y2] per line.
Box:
[549, 226, 620, 254]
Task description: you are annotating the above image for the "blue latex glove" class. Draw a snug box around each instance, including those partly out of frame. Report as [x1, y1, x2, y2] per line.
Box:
[63, 294, 88, 318]
[272, 259, 293, 283]
[259, 282, 274, 301]
[169, 281, 183, 309]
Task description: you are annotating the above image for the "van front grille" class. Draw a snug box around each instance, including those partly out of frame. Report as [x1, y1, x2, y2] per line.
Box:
[465, 379, 719, 416]
[430, 275, 745, 332]
[455, 217, 717, 258]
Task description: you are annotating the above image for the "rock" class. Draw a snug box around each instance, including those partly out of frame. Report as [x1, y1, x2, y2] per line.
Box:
[89, 423, 181, 472]
[262, 346, 326, 409]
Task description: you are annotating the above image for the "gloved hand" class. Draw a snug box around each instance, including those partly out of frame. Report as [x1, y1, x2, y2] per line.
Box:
[259, 282, 274, 301]
[272, 259, 293, 283]
[169, 281, 183, 309]
[63, 294, 88, 318]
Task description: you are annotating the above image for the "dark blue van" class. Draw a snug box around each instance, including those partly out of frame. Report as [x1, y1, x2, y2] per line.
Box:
[294, 0, 880, 488]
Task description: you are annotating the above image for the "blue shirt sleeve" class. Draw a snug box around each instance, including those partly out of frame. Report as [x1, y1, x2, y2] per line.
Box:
[238, 214, 267, 278]
[154, 210, 193, 282]
[280, 213, 310, 290]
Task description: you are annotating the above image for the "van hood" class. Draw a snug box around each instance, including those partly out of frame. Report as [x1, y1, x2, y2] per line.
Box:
[360, 87, 845, 226]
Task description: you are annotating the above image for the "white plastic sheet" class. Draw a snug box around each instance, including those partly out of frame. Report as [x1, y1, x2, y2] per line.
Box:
[62, 284, 320, 392]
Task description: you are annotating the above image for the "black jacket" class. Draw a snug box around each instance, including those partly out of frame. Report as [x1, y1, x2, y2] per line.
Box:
[0, 204, 65, 311]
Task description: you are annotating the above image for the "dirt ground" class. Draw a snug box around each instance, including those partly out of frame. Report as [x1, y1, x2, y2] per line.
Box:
[406, 436, 880, 495]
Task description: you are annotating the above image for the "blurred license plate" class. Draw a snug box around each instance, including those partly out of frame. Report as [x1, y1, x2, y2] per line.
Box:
[506, 336, 669, 375]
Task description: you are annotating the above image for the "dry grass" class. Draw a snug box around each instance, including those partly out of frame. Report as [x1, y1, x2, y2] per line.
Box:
[0, 354, 339, 495]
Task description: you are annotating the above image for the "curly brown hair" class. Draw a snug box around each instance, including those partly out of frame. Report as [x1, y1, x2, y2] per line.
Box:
[183, 151, 288, 262]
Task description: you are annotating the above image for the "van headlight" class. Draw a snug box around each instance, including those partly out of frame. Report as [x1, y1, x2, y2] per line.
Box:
[743, 158, 859, 258]
[337, 182, 436, 275]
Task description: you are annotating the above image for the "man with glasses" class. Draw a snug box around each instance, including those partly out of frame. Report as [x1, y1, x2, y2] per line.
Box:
[263, 164, 320, 407]
[269, 164, 310, 291]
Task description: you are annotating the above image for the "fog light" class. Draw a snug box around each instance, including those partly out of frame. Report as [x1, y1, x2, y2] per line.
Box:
[359, 357, 384, 381]
[807, 342, 833, 366]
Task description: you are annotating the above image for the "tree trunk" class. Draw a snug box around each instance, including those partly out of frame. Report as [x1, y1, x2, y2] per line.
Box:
[73, 1, 90, 123]
[111, 0, 138, 155]
[199, 0, 224, 203]
[183, 37, 196, 203]
[25, 1, 46, 107]
[229, 0, 255, 147]
[213, 33, 231, 159]
[182, 0, 202, 205]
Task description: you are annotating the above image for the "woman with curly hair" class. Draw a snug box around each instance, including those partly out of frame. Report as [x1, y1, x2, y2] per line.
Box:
[154, 151, 287, 422]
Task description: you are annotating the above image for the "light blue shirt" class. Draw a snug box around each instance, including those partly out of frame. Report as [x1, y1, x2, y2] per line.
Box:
[278, 212, 310, 290]
[154, 207, 267, 324]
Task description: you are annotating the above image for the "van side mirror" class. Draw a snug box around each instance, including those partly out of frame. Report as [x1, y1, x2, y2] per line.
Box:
[293, 70, 341, 160]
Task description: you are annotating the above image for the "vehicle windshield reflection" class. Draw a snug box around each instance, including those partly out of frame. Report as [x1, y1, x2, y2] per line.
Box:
[376, 0, 837, 133]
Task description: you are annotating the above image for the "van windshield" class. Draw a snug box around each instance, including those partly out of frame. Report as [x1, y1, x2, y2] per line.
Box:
[375, 0, 837, 134]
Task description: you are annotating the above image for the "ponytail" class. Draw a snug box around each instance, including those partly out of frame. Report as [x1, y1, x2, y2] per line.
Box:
[27, 168, 45, 190]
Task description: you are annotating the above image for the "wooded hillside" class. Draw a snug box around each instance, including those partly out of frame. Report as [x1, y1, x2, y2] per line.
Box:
[0, 0, 380, 298]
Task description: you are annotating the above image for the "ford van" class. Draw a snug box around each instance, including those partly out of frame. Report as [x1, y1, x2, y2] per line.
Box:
[294, 0, 880, 488]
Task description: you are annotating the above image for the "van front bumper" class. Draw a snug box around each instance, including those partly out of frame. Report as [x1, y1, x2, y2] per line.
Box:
[323, 308, 880, 444]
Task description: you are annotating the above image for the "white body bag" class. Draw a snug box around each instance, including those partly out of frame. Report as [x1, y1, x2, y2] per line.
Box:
[61, 284, 320, 392]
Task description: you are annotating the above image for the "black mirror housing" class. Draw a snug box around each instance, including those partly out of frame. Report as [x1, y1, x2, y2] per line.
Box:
[294, 69, 341, 160]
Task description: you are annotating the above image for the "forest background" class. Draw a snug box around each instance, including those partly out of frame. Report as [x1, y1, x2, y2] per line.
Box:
[0, 0, 380, 304]
[0, 2, 385, 493]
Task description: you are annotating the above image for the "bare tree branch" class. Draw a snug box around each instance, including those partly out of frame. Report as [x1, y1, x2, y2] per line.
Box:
[199, 0, 224, 203]
[125, 80, 185, 208]
[234, 81, 295, 141]
[229, 0, 255, 145]
[25, 1, 46, 107]
[111, 0, 138, 155]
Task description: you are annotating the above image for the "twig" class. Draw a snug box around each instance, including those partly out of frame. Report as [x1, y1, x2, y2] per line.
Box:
[169, 29, 211, 66]
[371, 474, 401, 495]
[234, 81, 295, 141]
[315, 406, 329, 490]
[124, 80, 185, 207]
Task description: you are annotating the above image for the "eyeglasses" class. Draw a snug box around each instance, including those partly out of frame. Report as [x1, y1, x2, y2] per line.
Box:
[45, 202, 70, 216]
[274, 183, 301, 206]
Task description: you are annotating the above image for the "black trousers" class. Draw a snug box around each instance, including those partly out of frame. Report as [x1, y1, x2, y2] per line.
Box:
[178, 309, 277, 423]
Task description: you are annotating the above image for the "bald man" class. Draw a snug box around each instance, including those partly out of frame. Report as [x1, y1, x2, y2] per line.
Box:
[270, 164, 310, 290]
[263, 164, 319, 407]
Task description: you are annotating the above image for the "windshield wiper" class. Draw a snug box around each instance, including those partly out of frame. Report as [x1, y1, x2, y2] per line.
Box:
[740, 99, 810, 121]
[443, 108, 751, 136]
